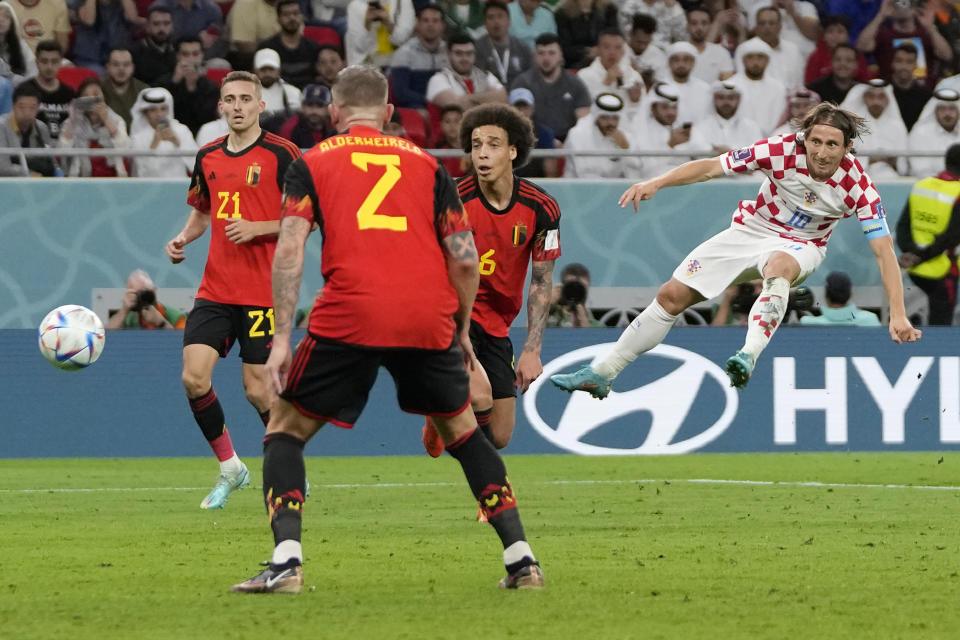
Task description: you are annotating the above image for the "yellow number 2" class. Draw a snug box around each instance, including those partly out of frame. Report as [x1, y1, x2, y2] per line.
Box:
[216, 192, 241, 219]
[350, 152, 406, 231]
[479, 249, 496, 275]
[247, 308, 275, 338]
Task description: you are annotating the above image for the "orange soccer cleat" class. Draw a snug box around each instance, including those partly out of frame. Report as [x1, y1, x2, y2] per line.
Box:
[421, 416, 444, 458]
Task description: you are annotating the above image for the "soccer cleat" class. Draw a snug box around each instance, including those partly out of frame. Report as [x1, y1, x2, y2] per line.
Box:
[549, 366, 611, 399]
[230, 562, 303, 594]
[498, 563, 544, 590]
[421, 416, 444, 458]
[725, 351, 756, 390]
[200, 463, 250, 509]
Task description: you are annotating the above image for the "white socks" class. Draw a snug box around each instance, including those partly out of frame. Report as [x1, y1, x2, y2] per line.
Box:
[503, 541, 536, 567]
[272, 539, 303, 566]
[593, 300, 679, 380]
[741, 277, 790, 360]
[219, 454, 243, 477]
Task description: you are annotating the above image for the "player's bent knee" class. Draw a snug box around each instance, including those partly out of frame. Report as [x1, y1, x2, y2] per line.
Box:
[266, 398, 322, 441]
[657, 279, 701, 315]
[181, 369, 211, 398]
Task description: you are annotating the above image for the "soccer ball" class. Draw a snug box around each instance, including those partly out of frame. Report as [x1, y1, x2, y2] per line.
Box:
[37, 305, 105, 370]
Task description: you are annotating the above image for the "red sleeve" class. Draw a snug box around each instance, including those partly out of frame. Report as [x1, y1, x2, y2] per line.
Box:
[280, 157, 320, 226]
[186, 153, 210, 212]
[433, 164, 470, 240]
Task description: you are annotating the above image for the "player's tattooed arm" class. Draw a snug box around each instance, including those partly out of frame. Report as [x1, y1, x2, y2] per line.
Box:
[523, 259, 555, 354]
[442, 230, 480, 332]
[271, 215, 312, 337]
[444, 229, 479, 261]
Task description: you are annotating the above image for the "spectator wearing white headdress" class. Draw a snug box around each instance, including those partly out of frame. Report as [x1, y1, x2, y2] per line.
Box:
[908, 88, 960, 177]
[576, 28, 643, 117]
[726, 38, 786, 136]
[563, 92, 634, 179]
[689, 80, 763, 155]
[840, 78, 909, 178]
[741, 0, 821, 61]
[628, 82, 692, 179]
[663, 41, 711, 126]
[734, 7, 804, 90]
[771, 88, 820, 138]
[128, 86, 197, 177]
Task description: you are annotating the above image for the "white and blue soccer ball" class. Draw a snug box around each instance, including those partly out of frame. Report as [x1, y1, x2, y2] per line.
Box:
[37, 305, 105, 370]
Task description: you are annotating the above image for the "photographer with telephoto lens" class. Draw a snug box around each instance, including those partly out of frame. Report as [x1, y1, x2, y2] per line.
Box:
[106, 269, 186, 330]
[548, 263, 603, 327]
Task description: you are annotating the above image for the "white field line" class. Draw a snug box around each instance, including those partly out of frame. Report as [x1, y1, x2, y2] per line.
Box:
[3, 478, 960, 494]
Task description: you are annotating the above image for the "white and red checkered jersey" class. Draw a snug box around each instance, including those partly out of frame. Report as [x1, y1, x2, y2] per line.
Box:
[721, 133, 889, 247]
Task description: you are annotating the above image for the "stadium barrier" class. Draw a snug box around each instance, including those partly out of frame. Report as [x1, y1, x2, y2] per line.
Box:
[4, 327, 958, 458]
[0, 178, 914, 329]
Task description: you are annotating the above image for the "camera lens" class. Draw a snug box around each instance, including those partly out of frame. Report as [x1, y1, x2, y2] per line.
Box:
[561, 280, 587, 306]
[133, 289, 156, 311]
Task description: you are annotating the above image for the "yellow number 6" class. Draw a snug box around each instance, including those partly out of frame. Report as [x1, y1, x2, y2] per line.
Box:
[351, 152, 407, 231]
[479, 249, 496, 275]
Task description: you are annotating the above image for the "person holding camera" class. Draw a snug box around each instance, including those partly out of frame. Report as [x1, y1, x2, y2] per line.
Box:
[106, 269, 186, 330]
[344, 0, 414, 67]
[549, 263, 603, 327]
[58, 77, 129, 177]
[855, 0, 953, 88]
[129, 86, 197, 177]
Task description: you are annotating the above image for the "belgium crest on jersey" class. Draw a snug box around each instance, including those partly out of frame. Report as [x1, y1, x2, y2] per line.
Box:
[512, 223, 527, 247]
[245, 163, 261, 186]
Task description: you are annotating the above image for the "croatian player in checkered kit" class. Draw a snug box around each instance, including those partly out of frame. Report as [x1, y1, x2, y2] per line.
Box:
[551, 101, 922, 397]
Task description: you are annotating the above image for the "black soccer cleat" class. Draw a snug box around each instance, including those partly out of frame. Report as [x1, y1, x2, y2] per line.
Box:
[231, 561, 303, 594]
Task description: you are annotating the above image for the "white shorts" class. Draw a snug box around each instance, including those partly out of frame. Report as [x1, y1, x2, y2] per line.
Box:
[671, 224, 826, 300]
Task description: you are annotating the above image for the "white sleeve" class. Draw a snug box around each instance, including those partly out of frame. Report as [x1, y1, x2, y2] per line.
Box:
[345, 0, 375, 65]
[425, 72, 449, 102]
[389, 0, 415, 48]
[485, 71, 504, 91]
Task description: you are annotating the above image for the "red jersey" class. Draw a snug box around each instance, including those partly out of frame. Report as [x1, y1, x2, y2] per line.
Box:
[281, 125, 470, 349]
[187, 131, 301, 306]
[459, 174, 561, 337]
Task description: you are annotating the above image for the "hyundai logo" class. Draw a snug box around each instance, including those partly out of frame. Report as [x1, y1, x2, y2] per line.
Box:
[524, 344, 739, 454]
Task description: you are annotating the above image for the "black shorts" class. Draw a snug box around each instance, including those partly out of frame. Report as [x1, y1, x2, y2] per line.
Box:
[469, 321, 516, 400]
[280, 334, 471, 427]
[183, 298, 275, 364]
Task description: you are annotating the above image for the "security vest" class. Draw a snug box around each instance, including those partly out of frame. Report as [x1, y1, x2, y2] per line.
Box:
[906, 176, 960, 279]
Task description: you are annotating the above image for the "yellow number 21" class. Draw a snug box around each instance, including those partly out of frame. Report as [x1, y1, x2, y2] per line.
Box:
[351, 152, 407, 232]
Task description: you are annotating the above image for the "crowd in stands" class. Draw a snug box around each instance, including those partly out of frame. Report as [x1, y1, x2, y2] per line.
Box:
[2, 0, 960, 177]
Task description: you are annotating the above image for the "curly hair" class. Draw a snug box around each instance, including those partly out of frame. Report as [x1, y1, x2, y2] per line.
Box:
[459, 103, 536, 168]
[798, 101, 868, 146]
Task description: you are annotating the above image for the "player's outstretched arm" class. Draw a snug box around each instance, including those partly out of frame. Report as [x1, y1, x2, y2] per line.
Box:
[619, 156, 726, 211]
[869, 235, 922, 344]
[442, 229, 480, 364]
[516, 259, 554, 393]
[265, 215, 312, 394]
[224, 219, 282, 244]
[166, 209, 210, 263]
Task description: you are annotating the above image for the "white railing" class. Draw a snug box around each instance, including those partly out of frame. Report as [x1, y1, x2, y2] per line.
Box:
[0, 147, 950, 159]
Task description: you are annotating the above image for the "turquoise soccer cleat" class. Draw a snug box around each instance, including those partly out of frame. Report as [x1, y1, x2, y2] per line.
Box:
[200, 463, 251, 509]
[549, 366, 611, 399]
[725, 351, 756, 390]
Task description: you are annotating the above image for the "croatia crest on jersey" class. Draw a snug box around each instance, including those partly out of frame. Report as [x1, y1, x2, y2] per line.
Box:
[804, 191, 818, 205]
[245, 163, 261, 186]
[686, 259, 702, 276]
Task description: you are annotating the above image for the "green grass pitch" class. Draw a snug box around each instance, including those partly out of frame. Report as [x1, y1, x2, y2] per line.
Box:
[3, 453, 960, 639]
